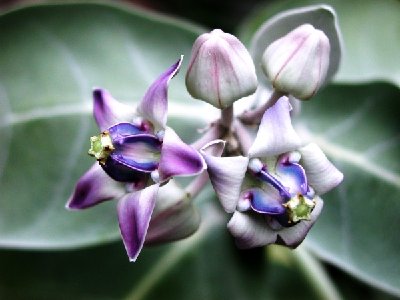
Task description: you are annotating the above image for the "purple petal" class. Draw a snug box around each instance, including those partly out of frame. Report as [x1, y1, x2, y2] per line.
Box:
[138, 57, 183, 131]
[299, 143, 343, 195]
[108, 122, 143, 139]
[248, 96, 302, 158]
[201, 140, 248, 213]
[66, 163, 125, 209]
[228, 197, 323, 249]
[247, 187, 286, 215]
[102, 158, 151, 185]
[276, 154, 308, 195]
[145, 180, 200, 244]
[158, 127, 205, 181]
[93, 88, 135, 131]
[111, 134, 161, 172]
[117, 184, 159, 262]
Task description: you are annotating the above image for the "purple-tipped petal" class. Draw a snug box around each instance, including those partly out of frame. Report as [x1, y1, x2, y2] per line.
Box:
[93, 88, 135, 131]
[227, 197, 323, 249]
[201, 140, 248, 213]
[117, 184, 159, 262]
[138, 57, 183, 131]
[111, 134, 161, 172]
[276, 155, 308, 195]
[66, 164, 125, 209]
[248, 96, 302, 158]
[158, 127, 205, 181]
[299, 143, 344, 195]
[247, 187, 286, 215]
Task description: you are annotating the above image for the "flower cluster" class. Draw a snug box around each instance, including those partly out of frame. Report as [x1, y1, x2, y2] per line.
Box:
[67, 13, 343, 261]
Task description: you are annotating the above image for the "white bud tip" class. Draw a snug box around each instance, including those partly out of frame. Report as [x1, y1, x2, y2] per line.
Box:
[151, 170, 160, 183]
[248, 158, 263, 173]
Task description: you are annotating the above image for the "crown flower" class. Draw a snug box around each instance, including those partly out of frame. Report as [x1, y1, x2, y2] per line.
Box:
[67, 57, 205, 261]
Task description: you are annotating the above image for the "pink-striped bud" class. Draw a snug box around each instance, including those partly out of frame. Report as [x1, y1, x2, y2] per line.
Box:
[186, 29, 257, 109]
[262, 24, 330, 100]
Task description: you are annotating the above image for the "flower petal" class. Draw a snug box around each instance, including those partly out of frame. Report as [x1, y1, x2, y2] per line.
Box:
[247, 187, 286, 215]
[138, 56, 183, 131]
[201, 140, 249, 213]
[146, 180, 200, 244]
[111, 134, 161, 172]
[93, 88, 135, 131]
[158, 127, 205, 181]
[227, 197, 323, 249]
[66, 163, 125, 209]
[273, 197, 323, 248]
[248, 96, 302, 158]
[299, 143, 343, 195]
[102, 158, 151, 185]
[117, 184, 159, 262]
[108, 122, 143, 139]
[276, 155, 308, 195]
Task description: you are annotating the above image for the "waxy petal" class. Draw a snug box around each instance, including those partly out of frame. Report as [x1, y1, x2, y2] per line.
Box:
[117, 184, 159, 262]
[146, 180, 200, 244]
[201, 140, 248, 213]
[247, 187, 286, 215]
[248, 97, 302, 158]
[276, 156, 308, 195]
[158, 127, 205, 181]
[111, 134, 161, 172]
[102, 158, 151, 186]
[93, 88, 135, 131]
[108, 122, 143, 139]
[138, 57, 183, 131]
[299, 143, 343, 195]
[227, 197, 323, 249]
[66, 163, 125, 209]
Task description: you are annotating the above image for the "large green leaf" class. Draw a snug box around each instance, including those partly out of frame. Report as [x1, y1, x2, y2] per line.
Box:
[238, 0, 400, 87]
[0, 199, 335, 300]
[0, 2, 215, 249]
[296, 83, 400, 296]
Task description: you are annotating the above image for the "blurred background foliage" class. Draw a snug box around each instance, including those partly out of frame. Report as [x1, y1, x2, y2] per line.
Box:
[0, 0, 399, 299]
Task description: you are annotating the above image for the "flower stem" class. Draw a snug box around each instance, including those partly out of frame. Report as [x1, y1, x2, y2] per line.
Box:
[220, 105, 234, 129]
[233, 119, 253, 156]
[292, 246, 343, 300]
[185, 171, 209, 199]
[239, 90, 284, 125]
[190, 123, 222, 150]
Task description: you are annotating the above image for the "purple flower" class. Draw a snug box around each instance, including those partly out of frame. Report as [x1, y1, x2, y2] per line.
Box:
[201, 96, 343, 249]
[67, 57, 205, 261]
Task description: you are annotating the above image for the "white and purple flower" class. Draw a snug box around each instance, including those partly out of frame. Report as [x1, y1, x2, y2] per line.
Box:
[67, 57, 205, 261]
[201, 96, 343, 249]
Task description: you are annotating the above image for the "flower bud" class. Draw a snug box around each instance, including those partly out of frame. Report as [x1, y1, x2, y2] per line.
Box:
[185, 29, 258, 109]
[261, 24, 330, 100]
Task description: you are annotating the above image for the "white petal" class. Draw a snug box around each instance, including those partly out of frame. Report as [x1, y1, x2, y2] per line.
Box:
[228, 197, 323, 249]
[299, 143, 343, 195]
[248, 97, 302, 158]
[201, 140, 249, 213]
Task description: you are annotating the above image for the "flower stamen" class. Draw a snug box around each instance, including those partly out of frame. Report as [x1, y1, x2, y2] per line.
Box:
[283, 194, 315, 223]
[88, 131, 115, 165]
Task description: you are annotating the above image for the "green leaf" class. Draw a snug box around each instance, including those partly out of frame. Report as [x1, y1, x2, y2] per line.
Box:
[296, 83, 400, 296]
[0, 2, 212, 249]
[238, 0, 400, 87]
[0, 200, 333, 300]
